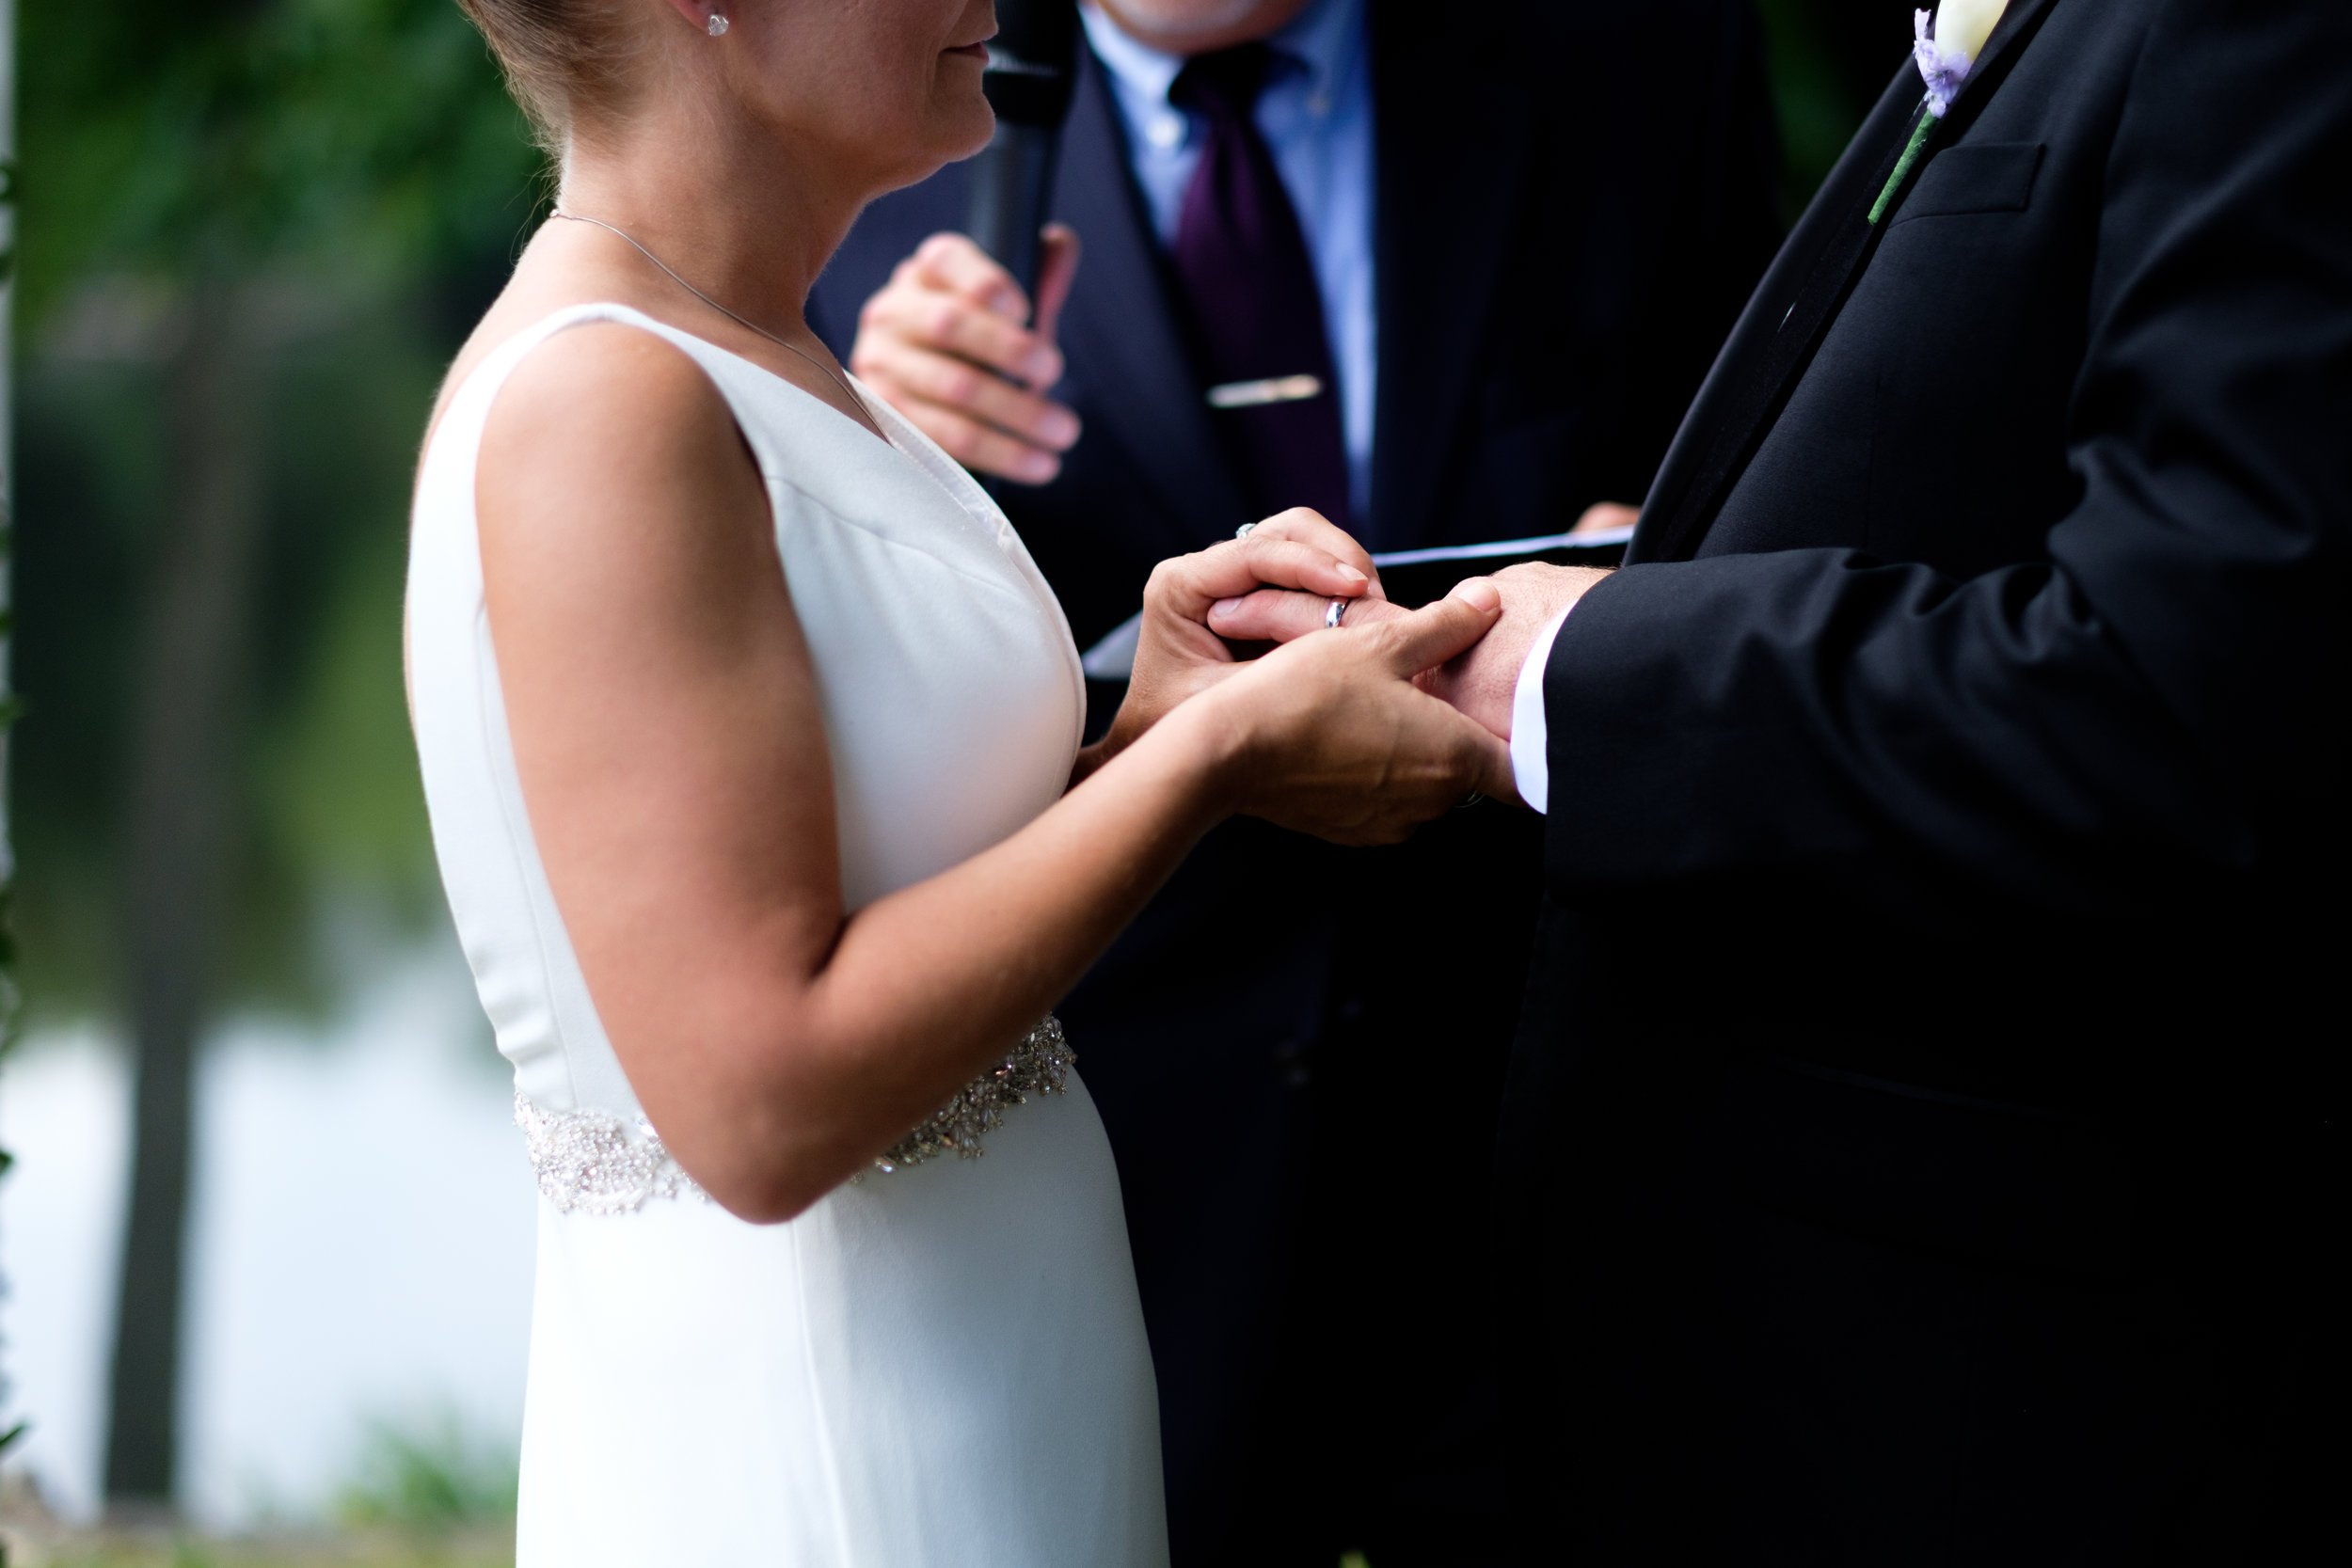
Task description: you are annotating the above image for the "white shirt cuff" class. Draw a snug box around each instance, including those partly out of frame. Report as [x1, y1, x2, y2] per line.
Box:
[1508, 608, 1574, 815]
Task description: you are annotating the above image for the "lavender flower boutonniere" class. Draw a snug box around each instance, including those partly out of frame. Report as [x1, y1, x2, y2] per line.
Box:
[1870, 0, 2012, 222]
[1913, 8, 1980, 119]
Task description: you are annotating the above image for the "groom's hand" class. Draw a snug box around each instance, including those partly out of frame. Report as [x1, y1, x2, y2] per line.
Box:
[850, 230, 1084, 483]
[1209, 562, 1611, 739]
[1421, 563, 1612, 736]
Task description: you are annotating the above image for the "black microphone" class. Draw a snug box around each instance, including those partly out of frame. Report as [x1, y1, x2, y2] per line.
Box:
[966, 0, 1082, 305]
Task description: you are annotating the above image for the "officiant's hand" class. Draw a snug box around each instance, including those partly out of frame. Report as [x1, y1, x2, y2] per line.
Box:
[1209, 561, 1612, 740]
[850, 230, 1084, 483]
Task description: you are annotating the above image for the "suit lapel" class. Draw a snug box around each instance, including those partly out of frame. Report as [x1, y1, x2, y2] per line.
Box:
[1052, 48, 1255, 551]
[1368, 0, 1533, 552]
[1629, 0, 2060, 564]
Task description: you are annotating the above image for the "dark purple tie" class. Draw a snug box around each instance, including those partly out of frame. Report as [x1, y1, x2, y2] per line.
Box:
[1169, 44, 1352, 532]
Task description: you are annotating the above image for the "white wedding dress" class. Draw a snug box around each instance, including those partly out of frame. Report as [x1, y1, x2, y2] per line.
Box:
[407, 303, 1168, 1566]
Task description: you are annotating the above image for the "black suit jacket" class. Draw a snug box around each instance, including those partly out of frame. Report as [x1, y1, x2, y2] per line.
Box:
[1511, 0, 2348, 1557]
[814, 3, 1779, 1560]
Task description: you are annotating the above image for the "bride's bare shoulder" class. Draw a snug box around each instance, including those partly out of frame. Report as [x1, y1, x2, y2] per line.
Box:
[478, 316, 755, 547]
[462, 322, 775, 675]
[485, 314, 723, 458]
[428, 230, 774, 610]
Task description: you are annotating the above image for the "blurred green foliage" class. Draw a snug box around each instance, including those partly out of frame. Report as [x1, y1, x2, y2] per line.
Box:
[11, 0, 542, 1022]
[2, 1418, 516, 1564]
[30, 1533, 511, 1567]
[332, 1416, 518, 1534]
[1762, 0, 1920, 209]
[1762, 0, 1867, 205]
[15, 0, 544, 327]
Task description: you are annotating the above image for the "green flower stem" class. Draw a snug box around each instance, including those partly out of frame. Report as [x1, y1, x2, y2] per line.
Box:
[1870, 108, 1941, 225]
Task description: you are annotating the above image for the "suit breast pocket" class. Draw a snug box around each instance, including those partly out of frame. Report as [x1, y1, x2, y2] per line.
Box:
[1892, 141, 2047, 224]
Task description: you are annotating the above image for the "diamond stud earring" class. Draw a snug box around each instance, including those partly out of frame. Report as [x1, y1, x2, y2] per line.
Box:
[707, 12, 729, 36]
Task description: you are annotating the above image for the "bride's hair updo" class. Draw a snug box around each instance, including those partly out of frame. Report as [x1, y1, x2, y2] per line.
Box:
[455, 0, 643, 149]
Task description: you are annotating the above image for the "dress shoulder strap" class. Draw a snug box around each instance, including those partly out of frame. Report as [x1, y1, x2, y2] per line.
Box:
[430, 302, 756, 477]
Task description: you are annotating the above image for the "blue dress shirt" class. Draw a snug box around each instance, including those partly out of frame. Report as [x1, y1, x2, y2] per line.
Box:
[1080, 0, 1378, 524]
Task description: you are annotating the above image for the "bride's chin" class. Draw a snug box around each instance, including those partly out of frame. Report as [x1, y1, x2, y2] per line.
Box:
[938, 97, 997, 160]
[870, 120, 993, 198]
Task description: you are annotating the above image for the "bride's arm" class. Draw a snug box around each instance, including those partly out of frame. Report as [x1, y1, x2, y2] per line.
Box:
[479, 326, 1508, 1223]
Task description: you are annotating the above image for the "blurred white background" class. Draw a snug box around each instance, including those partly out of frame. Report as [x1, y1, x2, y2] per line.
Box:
[0, 935, 534, 1528]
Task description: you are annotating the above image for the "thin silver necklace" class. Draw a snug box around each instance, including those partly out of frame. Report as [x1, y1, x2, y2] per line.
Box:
[552, 210, 880, 435]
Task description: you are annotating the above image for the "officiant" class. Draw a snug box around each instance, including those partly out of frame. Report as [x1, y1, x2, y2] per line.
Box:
[811, 1, 1778, 1560]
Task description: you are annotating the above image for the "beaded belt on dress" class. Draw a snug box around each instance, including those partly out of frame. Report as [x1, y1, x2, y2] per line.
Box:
[516, 1017, 1075, 1215]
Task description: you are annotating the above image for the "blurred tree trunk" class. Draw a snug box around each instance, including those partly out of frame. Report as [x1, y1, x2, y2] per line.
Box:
[2, 0, 24, 1521]
[103, 282, 264, 1514]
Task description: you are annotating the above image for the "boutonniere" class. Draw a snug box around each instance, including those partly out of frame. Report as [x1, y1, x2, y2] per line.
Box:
[1870, 0, 2011, 222]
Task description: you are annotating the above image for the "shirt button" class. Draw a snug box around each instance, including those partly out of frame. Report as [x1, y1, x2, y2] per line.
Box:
[1146, 113, 1184, 150]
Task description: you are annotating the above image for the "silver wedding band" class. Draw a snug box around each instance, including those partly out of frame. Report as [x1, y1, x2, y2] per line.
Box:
[1325, 597, 1348, 629]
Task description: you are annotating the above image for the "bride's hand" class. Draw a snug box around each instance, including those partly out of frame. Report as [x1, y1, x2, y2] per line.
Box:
[1078, 509, 1382, 777]
[1193, 581, 1518, 843]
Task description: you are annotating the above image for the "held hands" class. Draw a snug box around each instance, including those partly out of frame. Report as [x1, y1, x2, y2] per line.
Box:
[1207, 560, 1613, 742]
[1200, 501, 1627, 737]
[1085, 509, 1513, 844]
[1091, 508, 1384, 764]
[850, 230, 1085, 483]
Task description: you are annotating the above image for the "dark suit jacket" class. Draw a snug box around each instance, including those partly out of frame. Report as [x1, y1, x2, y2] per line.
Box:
[813, 3, 1780, 1560]
[1512, 0, 2349, 1558]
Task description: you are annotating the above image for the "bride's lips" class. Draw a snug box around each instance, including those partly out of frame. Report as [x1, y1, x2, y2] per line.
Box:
[946, 40, 993, 61]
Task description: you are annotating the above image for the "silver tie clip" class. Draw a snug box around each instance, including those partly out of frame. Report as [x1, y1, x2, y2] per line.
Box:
[1205, 374, 1325, 409]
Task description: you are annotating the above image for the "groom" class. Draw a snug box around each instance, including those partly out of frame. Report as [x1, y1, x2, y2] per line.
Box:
[1230, 0, 2347, 1554]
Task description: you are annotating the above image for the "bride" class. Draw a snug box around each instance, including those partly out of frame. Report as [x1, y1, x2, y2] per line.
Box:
[406, 0, 1509, 1561]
